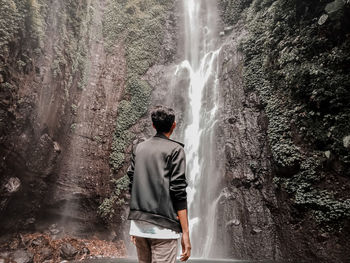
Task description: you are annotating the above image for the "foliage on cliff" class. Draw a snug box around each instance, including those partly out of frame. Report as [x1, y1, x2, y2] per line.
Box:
[0, 0, 104, 231]
[105, 0, 172, 174]
[0, 0, 44, 133]
[221, 0, 350, 229]
[0, 0, 44, 64]
[0, 0, 92, 137]
[99, 0, 172, 220]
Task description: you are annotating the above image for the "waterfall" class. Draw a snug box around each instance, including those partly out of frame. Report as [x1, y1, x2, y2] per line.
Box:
[175, 0, 222, 258]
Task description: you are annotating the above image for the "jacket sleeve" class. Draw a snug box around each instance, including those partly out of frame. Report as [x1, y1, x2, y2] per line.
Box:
[126, 146, 136, 194]
[169, 146, 188, 211]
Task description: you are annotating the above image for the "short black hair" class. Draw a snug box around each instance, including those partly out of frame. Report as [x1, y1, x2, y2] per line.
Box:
[151, 105, 175, 133]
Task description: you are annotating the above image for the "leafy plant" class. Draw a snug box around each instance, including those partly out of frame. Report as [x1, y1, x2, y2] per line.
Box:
[105, 0, 172, 173]
[98, 175, 129, 220]
[238, 0, 350, 229]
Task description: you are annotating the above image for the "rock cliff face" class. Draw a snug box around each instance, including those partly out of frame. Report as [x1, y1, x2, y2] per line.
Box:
[0, 0, 177, 241]
[215, 28, 282, 260]
[217, 0, 350, 262]
[0, 0, 126, 237]
[1, 0, 350, 262]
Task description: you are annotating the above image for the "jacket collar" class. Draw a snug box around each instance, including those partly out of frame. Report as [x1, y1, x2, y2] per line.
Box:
[154, 132, 185, 148]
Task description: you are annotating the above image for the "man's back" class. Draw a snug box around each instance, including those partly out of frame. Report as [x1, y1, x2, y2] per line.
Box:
[127, 105, 191, 262]
[128, 132, 187, 233]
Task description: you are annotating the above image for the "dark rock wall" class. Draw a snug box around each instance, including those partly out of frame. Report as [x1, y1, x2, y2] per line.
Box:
[218, 0, 350, 262]
[1, 0, 84, 232]
[0, 0, 126, 237]
[216, 29, 282, 260]
[44, 0, 127, 237]
[0, 0, 178, 241]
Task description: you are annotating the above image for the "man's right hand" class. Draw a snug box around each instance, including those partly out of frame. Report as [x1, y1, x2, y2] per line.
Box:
[177, 209, 191, 261]
[180, 231, 191, 261]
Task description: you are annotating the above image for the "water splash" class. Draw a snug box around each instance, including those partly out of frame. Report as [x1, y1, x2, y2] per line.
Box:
[176, 0, 222, 257]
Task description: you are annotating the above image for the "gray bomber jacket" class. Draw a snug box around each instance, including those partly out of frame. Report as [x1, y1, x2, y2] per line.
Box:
[127, 132, 188, 233]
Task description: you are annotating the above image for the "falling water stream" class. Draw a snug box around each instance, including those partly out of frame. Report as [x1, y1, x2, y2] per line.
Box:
[124, 0, 229, 261]
[177, 0, 223, 258]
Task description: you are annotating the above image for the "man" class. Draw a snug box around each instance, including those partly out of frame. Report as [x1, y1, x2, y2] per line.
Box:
[127, 105, 191, 263]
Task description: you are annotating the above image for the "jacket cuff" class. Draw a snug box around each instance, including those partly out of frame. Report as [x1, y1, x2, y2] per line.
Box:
[173, 200, 187, 211]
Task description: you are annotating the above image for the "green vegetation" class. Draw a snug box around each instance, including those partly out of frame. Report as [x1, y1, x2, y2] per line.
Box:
[221, 0, 350, 229]
[0, 0, 22, 52]
[0, 0, 45, 77]
[98, 175, 129, 220]
[0, 0, 47, 138]
[70, 122, 77, 132]
[0, 0, 93, 100]
[219, 0, 253, 24]
[71, 103, 78, 115]
[98, 0, 172, 220]
[54, 0, 93, 92]
[104, 0, 172, 173]
[0, 0, 95, 160]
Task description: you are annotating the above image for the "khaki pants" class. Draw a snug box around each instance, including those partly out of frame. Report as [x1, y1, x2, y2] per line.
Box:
[135, 237, 178, 263]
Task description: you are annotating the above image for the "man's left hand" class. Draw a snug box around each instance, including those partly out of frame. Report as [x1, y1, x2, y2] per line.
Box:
[130, 235, 136, 245]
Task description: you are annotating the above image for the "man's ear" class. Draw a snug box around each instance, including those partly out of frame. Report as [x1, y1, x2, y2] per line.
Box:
[152, 123, 156, 130]
[171, 121, 176, 131]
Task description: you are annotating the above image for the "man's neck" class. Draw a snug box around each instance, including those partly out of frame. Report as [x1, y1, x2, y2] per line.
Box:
[163, 131, 171, 138]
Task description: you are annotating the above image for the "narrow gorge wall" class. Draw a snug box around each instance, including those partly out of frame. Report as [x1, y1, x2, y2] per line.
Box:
[216, 29, 281, 259]
[217, 0, 350, 262]
[1, 0, 350, 262]
[0, 0, 176, 240]
[0, 0, 128, 237]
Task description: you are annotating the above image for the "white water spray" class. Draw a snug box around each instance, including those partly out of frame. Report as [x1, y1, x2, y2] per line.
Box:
[176, 0, 222, 258]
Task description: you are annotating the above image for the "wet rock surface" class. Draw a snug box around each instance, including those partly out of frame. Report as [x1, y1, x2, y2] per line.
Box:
[60, 243, 78, 260]
[216, 26, 281, 260]
[217, 14, 350, 263]
[0, 0, 124, 238]
[12, 249, 34, 263]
